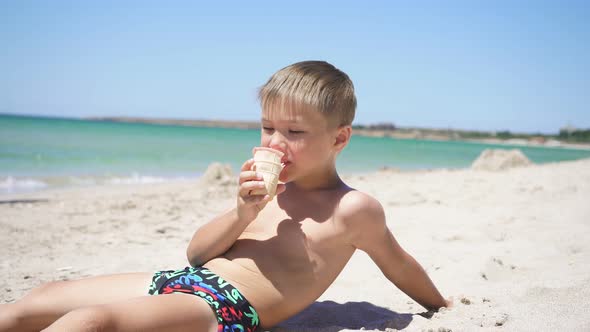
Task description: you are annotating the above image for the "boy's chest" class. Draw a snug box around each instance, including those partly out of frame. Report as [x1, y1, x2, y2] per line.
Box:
[230, 198, 355, 281]
[243, 200, 347, 249]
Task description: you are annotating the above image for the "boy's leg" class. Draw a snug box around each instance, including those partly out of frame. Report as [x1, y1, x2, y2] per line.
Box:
[42, 293, 218, 332]
[0, 272, 153, 332]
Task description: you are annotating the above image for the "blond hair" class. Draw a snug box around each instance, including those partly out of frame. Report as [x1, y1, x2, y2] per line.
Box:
[258, 60, 356, 127]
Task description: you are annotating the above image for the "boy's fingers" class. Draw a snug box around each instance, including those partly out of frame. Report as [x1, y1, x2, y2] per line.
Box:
[445, 297, 454, 308]
[238, 171, 261, 184]
[239, 181, 266, 197]
[240, 159, 255, 172]
[241, 193, 269, 205]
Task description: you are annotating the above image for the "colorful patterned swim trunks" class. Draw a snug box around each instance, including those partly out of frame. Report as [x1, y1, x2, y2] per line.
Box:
[148, 266, 260, 332]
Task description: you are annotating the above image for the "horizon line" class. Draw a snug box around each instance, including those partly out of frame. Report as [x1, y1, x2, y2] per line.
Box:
[0, 111, 580, 136]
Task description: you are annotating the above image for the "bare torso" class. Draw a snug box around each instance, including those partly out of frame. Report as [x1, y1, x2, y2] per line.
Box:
[203, 186, 357, 328]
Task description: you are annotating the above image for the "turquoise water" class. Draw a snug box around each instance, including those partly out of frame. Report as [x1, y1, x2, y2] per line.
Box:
[2, 114, 589, 193]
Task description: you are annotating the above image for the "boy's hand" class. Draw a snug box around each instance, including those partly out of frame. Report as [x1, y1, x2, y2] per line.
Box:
[236, 159, 284, 222]
[444, 297, 454, 309]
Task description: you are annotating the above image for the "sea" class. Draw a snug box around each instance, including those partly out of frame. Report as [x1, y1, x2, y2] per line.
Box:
[2, 114, 590, 194]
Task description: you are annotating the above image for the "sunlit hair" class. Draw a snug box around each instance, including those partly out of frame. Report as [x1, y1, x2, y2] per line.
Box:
[258, 60, 356, 127]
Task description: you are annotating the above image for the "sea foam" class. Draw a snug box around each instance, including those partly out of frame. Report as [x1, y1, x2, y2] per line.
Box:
[0, 177, 48, 194]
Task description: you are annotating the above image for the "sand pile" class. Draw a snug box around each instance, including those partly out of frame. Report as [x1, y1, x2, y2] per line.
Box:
[201, 162, 233, 185]
[471, 149, 532, 171]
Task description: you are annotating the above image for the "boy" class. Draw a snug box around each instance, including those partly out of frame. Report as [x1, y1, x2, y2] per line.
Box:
[0, 60, 448, 332]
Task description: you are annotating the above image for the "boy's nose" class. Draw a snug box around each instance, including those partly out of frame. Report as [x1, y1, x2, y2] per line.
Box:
[269, 137, 287, 155]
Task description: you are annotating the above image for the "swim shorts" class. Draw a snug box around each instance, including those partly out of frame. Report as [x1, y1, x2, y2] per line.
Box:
[148, 266, 260, 332]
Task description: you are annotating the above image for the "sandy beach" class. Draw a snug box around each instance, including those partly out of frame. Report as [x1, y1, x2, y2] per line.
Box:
[1, 157, 589, 331]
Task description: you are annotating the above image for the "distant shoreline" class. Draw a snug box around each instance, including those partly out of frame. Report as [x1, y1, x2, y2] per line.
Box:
[87, 116, 590, 151]
[86, 116, 261, 130]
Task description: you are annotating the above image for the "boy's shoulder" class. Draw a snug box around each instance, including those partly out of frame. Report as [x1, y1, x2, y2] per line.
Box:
[332, 188, 388, 250]
[334, 188, 385, 228]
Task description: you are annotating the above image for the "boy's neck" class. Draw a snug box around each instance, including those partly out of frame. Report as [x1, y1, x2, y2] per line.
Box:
[287, 166, 343, 191]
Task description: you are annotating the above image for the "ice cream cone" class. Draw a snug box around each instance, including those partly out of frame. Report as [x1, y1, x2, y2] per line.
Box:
[251, 147, 284, 198]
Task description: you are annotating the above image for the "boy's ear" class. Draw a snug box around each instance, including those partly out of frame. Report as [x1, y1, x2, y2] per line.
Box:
[333, 125, 352, 152]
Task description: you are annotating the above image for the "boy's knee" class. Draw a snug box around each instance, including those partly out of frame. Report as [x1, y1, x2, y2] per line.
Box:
[28, 280, 64, 297]
[15, 281, 63, 311]
[21, 280, 63, 305]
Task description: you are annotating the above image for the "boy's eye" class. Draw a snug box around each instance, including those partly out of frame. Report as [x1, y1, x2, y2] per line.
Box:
[289, 130, 305, 134]
[262, 127, 274, 131]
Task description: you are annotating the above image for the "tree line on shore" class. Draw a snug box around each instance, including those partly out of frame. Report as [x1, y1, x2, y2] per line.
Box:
[352, 123, 590, 143]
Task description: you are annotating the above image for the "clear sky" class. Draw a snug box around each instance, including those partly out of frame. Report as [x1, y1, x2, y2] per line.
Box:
[1, 0, 588, 134]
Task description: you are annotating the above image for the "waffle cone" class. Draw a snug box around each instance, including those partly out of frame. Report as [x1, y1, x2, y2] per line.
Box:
[251, 147, 284, 198]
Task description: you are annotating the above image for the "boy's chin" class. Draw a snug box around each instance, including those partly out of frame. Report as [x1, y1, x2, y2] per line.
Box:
[279, 173, 290, 183]
[279, 169, 292, 183]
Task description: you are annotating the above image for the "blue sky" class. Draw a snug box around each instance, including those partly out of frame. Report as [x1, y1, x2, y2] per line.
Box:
[1, 1, 588, 134]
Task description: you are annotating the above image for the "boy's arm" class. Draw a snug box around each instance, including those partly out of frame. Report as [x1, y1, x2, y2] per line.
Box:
[187, 159, 283, 266]
[346, 194, 448, 311]
[187, 207, 250, 266]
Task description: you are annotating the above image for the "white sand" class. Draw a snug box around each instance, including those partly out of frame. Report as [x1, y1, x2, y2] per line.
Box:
[1, 158, 589, 331]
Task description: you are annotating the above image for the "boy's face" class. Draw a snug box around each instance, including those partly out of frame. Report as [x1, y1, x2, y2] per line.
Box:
[260, 104, 340, 184]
